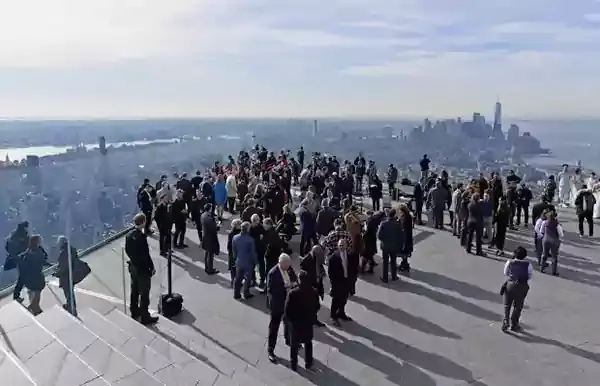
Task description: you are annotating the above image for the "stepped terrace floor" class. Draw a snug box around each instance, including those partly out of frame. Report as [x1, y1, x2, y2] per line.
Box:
[3, 205, 600, 386]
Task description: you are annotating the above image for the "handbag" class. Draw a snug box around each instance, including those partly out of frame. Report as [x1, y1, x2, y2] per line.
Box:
[71, 259, 91, 285]
[3, 255, 18, 271]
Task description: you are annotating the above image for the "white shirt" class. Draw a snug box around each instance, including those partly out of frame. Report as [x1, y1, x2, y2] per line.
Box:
[340, 251, 348, 278]
[279, 265, 291, 288]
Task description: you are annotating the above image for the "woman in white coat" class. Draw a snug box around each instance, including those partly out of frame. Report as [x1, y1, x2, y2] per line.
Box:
[225, 173, 237, 213]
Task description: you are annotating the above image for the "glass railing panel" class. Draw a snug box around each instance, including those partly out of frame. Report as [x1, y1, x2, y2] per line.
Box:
[0, 140, 221, 298]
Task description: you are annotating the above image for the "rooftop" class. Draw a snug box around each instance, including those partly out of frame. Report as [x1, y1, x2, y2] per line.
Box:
[2, 199, 599, 385]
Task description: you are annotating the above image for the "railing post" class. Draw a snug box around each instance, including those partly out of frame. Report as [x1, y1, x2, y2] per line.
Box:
[121, 247, 127, 313]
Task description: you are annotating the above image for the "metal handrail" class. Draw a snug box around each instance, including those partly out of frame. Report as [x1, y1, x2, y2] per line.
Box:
[0, 226, 134, 299]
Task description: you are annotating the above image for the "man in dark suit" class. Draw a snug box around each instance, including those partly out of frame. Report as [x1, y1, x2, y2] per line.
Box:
[266, 253, 297, 363]
[138, 184, 154, 234]
[200, 204, 220, 275]
[125, 213, 158, 325]
[300, 245, 326, 327]
[285, 270, 319, 372]
[327, 239, 352, 327]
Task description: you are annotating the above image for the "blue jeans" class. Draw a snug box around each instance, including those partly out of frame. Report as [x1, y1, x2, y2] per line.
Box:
[234, 264, 253, 297]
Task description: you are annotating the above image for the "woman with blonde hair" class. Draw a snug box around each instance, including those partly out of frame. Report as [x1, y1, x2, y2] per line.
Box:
[19, 235, 49, 315]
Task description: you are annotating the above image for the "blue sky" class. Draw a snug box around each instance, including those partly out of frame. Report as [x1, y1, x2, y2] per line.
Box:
[0, 0, 599, 119]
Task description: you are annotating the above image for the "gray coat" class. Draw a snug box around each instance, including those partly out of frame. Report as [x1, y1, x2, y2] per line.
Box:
[200, 212, 219, 253]
[427, 187, 447, 210]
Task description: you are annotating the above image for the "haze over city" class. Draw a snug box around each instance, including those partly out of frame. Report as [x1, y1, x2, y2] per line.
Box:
[1, 0, 600, 119]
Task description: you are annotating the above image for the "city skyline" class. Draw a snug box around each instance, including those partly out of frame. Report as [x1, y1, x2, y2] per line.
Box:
[1, 0, 600, 119]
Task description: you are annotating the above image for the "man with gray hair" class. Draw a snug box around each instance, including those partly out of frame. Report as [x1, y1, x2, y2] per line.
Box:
[266, 253, 297, 363]
[232, 221, 257, 300]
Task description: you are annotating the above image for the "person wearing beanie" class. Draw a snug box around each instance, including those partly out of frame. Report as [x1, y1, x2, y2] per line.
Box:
[501, 246, 532, 332]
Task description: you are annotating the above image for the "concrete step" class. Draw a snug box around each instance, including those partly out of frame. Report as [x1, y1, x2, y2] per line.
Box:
[36, 305, 164, 386]
[0, 301, 111, 386]
[0, 339, 37, 385]
[78, 308, 204, 386]
[107, 309, 279, 386]
[103, 308, 242, 386]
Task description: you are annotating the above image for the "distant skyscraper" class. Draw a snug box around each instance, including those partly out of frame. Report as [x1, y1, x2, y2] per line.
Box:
[472, 112, 485, 127]
[99, 136, 107, 155]
[493, 99, 502, 137]
[313, 120, 318, 137]
[423, 119, 432, 132]
[507, 124, 520, 144]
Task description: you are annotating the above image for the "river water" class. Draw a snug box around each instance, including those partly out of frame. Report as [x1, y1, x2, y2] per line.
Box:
[0, 138, 182, 162]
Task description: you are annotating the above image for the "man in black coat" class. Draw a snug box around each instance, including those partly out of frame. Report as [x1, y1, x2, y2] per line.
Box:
[266, 253, 297, 363]
[171, 190, 188, 249]
[284, 270, 319, 372]
[328, 239, 352, 327]
[138, 184, 154, 234]
[200, 204, 220, 275]
[377, 208, 404, 283]
[153, 194, 173, 256]
[300, 245, 326, 327]
[125, 213, 158, 325]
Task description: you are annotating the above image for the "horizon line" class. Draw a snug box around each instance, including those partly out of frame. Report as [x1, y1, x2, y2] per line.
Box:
[0, 115, 599, 122]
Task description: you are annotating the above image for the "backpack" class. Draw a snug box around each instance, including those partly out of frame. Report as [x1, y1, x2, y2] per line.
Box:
[583, 193, 596, 212]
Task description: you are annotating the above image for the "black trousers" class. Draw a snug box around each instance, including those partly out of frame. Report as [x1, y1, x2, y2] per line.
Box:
[466, 222, 483, 254]
[508, 203, 516, 227]
[227, 197, 236, 213]
[388, 182, 395, 196]
[330, 289, 349, 319]
[578, 211, 594, 236]
[381, 250, 397, 280]
[503, 281, 529, 327]
[290, 326, 313, 369]
[204, 251, 215, 272]
[13, 274, 23, 299]
[516, 204, 529, 225]
[432, 207, 444, 228]
[173, 220, 186, 246]
[143, 210, 153, 233]
[158, 229, 172, 254]
[300, 233, 318, 256]
[372, 198, 380, 211]
[195, 223, 203, 242]
[130, 272, 151, 319]
[267, 311, 289, 352]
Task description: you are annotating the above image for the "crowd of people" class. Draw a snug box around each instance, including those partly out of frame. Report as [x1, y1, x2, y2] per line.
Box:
[5, 141, 597, 372]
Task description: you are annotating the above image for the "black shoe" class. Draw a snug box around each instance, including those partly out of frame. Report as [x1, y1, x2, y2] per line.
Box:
[291, 363, 298, 372]
[339, 314, 352, 322]
[160, 252, 167, 257]
[243, 293, 254, 300]
[234, 294, 242, 300]
[268, 352, 277, 363]
[510, 324, 522, 332]
[391, 276, 399, 281]
[501, 323, 509, 333]
[13, 296, 24, 303]
[140, 315, 159, 325]
[314, 320, 326, 327]
[206, 269, 220, 275]
[331, 318, 341, 327]
[380, 277, 388, 283]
